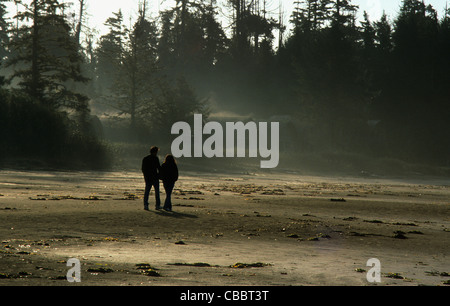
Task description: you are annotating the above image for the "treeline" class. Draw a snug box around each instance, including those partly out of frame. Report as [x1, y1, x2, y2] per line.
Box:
[280, 0, 450, 166]
[0, 0, 111, 169]
[0, 0, 449, 170]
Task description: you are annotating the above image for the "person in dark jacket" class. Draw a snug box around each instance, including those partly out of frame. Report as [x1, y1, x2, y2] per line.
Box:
[142, 146, 161, 210]
[160, 154, 178, 212]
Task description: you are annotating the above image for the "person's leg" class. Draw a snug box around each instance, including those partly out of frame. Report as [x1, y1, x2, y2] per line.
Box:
[163, 182, 174, 211]
[163, 183, 169, 209]
[153, 180, 161, 209]
[143, 180, 151, 210]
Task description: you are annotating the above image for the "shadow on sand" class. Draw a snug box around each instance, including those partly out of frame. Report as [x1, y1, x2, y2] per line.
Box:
[146, 209, 198, 219]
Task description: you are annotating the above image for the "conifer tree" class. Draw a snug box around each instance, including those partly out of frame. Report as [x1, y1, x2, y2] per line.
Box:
[360, 11, 375, 51]
[7, 0, 89, 112]
[374, 12, 392, 53]
[331, 0, 358, 28]
[159, 0, 227, 81]
[115, 6, 159, 130]
[292, 0, 332, 33]
[96, 10, 126, 95]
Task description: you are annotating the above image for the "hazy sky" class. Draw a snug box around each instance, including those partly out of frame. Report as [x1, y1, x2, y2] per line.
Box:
[81, 0, 448, 27]
[6, 0, 449, 36]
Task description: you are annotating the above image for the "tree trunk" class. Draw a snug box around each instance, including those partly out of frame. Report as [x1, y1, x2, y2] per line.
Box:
[31, 0, 40, 101]
[75, 0, 85, 51]
[130, 35, 137, 131]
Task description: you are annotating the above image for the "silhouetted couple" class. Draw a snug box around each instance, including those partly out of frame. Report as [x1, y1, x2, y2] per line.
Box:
[141, 146, 178, 212]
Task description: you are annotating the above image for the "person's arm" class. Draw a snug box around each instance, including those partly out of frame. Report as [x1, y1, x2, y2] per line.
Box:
[160, 163, 165, 181]
[141, 158, 146, 173]
[157, 159, 162, 179]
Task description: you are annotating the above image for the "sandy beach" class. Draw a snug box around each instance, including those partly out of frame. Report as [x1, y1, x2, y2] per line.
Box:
[0, 169, 449, 286]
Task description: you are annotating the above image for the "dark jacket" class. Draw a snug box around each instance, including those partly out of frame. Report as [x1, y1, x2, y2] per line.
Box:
[160, 162, 178, 184]
[142, 155, 161, 181]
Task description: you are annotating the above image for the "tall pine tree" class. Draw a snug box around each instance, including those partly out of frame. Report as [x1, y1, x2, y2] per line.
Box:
[7, 0, 89, 112]
[95, 10, 126, 95]
[114, 6, 159, 131]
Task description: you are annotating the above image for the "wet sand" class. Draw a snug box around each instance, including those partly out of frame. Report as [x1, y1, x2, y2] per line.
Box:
[0, 170, 449, 286]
